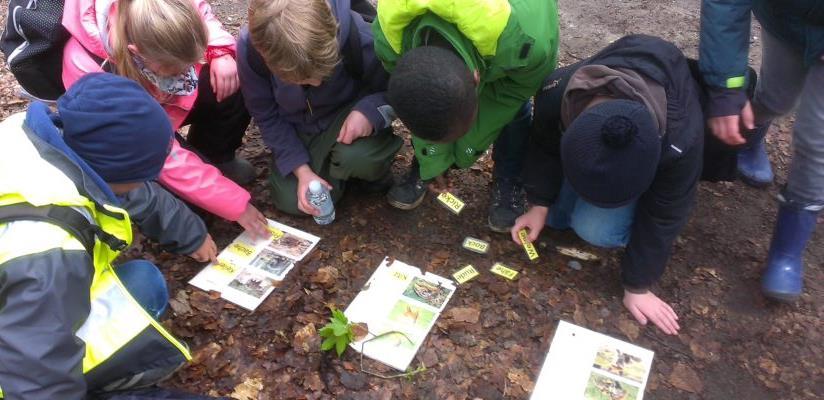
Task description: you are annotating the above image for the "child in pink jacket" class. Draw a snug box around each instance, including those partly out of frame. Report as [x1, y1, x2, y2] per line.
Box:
[62, 0, 268, 237]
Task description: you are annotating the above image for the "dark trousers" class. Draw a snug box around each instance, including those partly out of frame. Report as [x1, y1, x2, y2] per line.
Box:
[492, 101, 533, 182]
[182, 65, 251, 164]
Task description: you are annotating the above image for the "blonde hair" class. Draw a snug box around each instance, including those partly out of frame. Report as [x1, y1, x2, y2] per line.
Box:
[111, 0, 208, 91]
[248, 0, 340, 83]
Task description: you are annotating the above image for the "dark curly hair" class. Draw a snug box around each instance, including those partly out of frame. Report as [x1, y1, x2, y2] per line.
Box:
[387, 46, 477, 142]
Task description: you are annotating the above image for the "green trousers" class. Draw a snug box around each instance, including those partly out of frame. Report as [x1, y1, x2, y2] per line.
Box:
[269, 110, 402, 215]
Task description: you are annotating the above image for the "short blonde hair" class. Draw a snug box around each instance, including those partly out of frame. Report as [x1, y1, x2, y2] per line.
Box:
[248, 0, 340, 83]
[112, 0, 207, 90]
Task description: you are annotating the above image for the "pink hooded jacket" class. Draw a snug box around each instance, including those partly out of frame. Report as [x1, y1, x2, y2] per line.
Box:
[61, 0, 250, 221]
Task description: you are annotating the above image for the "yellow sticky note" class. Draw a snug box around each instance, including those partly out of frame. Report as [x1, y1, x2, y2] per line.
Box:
[437, 192, 466, 214]
[213, 259, 238, 275]
[267, 226, 284, 240]
[228, 243, 255, 258]
[518, 229, 539, 261]
[453, 265, 480, 284]
[462, 237, 490, 254]
[490, 262, 518, 280]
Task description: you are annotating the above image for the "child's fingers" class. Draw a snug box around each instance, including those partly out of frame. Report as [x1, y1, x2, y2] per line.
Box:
[211, 67, 219, 95]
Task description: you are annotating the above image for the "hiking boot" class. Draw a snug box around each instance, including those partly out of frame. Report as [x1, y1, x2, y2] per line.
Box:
[387, 161, 427, 210]
[761, 202, 819, 302]
[738, 124, 774, 187]
[488, 177, 526, 233]
[216, 157, 256, 185]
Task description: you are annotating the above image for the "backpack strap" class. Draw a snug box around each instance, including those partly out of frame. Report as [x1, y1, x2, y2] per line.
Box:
[0, 202, 128, 255]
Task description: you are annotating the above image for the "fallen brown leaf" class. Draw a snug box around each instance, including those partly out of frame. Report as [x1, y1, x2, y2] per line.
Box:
[668, 362, 704, 393]
[448, 307, 480, 323]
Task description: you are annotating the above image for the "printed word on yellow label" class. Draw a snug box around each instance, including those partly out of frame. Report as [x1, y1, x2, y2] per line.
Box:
[518, 229, 539, 261]
[437, 192, 466, 214]
[267, 226, 284, 240]
[462, 237, 490, 254]
[228, 243, 255, 258]
[490, 262, 518, 280]
[214, 259, 238, 275]
[453, 265, 480, 284]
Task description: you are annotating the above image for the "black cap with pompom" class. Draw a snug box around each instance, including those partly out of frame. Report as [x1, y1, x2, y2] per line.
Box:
[561, 99, 661, 208]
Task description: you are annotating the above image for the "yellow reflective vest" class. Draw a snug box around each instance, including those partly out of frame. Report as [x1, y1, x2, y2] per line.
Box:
[0, 112, 190, 398]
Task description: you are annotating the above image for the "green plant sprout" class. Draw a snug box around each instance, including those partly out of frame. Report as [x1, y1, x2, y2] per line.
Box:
[319, 308, 353, 357]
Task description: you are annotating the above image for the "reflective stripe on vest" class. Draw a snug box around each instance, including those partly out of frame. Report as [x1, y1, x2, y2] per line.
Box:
[377, 0, 511, 57]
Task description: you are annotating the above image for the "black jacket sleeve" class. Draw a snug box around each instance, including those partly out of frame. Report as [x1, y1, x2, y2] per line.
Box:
[120, 182, 208, 255]
[522, 116, 564, 207]
[523, 65, 580, 207]
[0, 248, 93, 399]
[621, 138, 702, 291]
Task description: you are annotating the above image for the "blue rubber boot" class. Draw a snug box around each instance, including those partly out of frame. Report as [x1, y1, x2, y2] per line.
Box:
[761, 203, 819, 302]
[738, 124, 774, 187]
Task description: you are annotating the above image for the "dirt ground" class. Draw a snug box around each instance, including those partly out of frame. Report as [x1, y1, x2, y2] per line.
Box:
[0, 0, 821, 399]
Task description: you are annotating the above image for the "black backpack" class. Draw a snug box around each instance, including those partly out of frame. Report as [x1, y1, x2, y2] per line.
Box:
[0, 0, 70, 101]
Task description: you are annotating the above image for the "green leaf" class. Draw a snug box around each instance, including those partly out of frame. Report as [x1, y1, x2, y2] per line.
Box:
[321, 336, 337, 351]
[332, 321, 349, 336]
[332, 309, 348, 324]
[318, 325, 334, 338]
[335, 337, 347, 357]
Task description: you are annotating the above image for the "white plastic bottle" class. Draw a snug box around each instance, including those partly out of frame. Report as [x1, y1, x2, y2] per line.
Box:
[307, 180, 335, 225]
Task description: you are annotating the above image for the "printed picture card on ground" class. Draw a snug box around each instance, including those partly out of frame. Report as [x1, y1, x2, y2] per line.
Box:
[344, 257, 456, 371]
[531, 321, 654, 400]
[189, 219, 320, 311]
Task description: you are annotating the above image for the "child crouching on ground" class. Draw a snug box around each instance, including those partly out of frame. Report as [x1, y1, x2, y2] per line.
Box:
[62, 0, 268, 237]
[238, 0, 401, 216]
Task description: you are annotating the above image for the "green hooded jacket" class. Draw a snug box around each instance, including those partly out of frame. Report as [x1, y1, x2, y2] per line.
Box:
[373, 0, 559, 180]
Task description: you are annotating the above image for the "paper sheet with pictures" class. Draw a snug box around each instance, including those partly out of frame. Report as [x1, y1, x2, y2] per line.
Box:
[531, 321, 655, 400]
[189, 219, 320, 311]
[344, 257, 456, 371]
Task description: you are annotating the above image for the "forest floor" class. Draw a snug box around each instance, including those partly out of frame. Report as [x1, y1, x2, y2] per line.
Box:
[0, 0, 821, 399]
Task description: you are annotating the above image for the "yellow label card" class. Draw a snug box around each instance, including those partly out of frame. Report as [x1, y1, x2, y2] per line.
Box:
[267, 226, 284, 240]
[453, 265, 480, 284]
[518, 229, 539, 261]
[437, 192, 466, 215]
[391, 270, 409, 282]
[213, 259, 238, 275]
[490, 262, 518, 280]
[228, 243, 255, 258]
[462, 237, 490, 254]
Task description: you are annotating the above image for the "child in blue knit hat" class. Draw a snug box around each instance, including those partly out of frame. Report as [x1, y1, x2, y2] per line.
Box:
[0, 73, 218, 399]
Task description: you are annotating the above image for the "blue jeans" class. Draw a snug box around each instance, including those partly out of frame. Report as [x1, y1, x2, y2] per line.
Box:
[114, 260, 169, 320]
[547, 180, 637, 248]
[492, 102, 533, 181]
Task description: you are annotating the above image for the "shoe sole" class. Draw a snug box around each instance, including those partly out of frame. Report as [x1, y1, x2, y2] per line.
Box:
[737, 171, 773, 189]
[387, 193, 426, 210]
[487, 216, 512, 234]
[762, 289, 800, 303]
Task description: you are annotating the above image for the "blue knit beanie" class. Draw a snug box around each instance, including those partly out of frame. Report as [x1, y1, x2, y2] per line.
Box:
[57, 73, 172, 184]
[561, 99, 661, 208]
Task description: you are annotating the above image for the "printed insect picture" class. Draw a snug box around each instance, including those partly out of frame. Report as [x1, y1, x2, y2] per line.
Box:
[402, 277, 453, 310]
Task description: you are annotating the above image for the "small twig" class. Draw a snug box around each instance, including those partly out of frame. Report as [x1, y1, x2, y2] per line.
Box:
[643, 330, 694, 362]
[359, 330, 428, 379]
[565, 50, 584, 61]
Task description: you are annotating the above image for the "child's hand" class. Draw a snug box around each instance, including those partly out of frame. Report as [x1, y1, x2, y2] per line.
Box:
[189, 234, 218, 263]
[294, 165, 333, 216]
[510, 206, 548, 244]
[623, 290, 680, 335]
[337, 110, 373, 145]
[237, 203, 270, 240]
[210, 54, 239, 102]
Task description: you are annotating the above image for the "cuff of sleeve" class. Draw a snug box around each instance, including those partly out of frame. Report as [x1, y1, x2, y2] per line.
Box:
[207, 46, 235, 63]
[623, 285, 650, 294]
[706, 87, 748, 118]
[526, 193, 552, 208]
[275, 153, 311, 178]
[353, 95, 392, 131]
